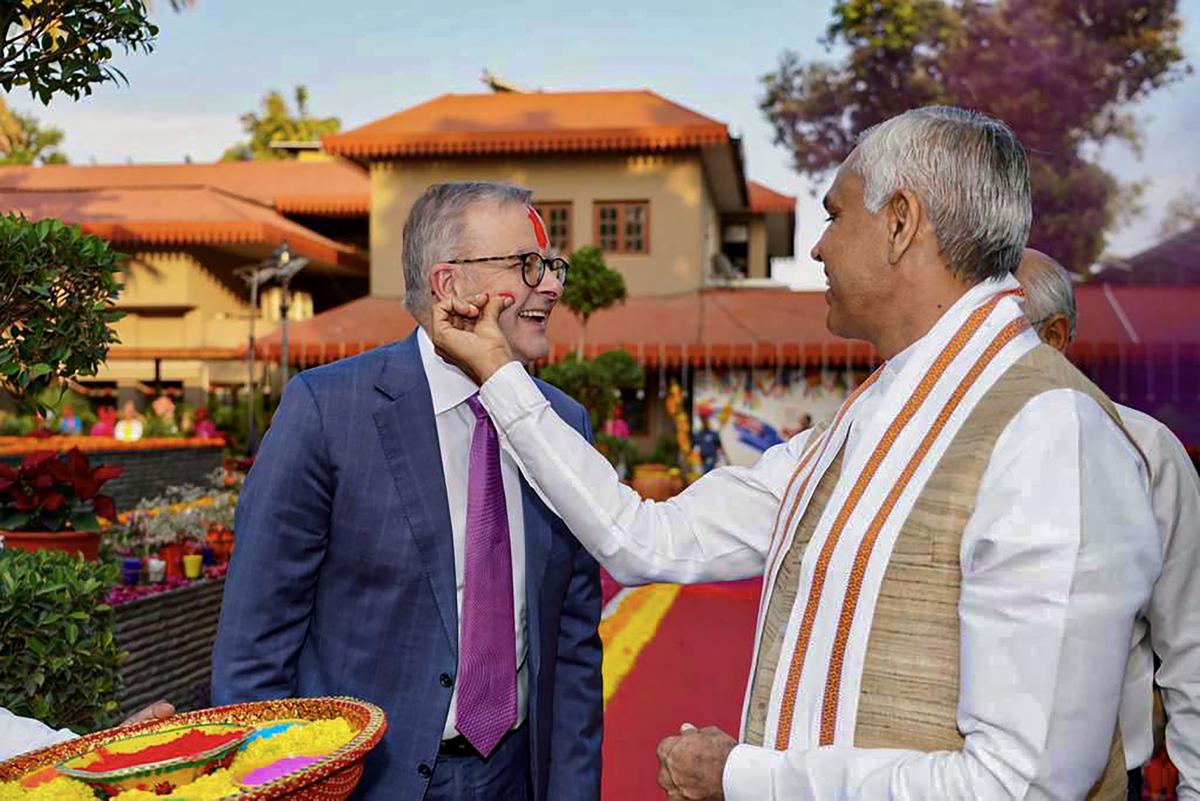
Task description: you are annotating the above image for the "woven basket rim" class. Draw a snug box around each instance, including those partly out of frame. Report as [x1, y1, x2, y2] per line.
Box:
[0, 696, 388, 799]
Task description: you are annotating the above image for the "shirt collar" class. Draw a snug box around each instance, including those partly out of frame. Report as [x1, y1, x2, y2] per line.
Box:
[417, 327, 478, 415]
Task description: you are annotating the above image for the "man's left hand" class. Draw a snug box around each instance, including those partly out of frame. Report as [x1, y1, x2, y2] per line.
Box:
[656, 724, 737, 800]
[120, 700, 175, 727]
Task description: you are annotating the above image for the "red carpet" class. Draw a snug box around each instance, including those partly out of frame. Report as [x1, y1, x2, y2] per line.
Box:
[601, 579, 761, 801]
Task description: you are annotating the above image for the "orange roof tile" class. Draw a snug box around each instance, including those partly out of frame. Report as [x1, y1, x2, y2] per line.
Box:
[252, 289, 878, 367]
[747, 180, 796, 213]
[253, 284, 1200, 368]
[323, 90, 732, 159]
[0, 186, 367, 271]
[0, 160, 368, 216]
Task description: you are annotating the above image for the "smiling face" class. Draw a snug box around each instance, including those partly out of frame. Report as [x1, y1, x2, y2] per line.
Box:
[449, 201, 562, 363]
[809, 156, 898, 342]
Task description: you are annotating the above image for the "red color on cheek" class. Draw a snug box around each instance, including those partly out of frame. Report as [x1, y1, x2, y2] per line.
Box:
[497, 291, 515, 303]
[527, 206, 549, 249]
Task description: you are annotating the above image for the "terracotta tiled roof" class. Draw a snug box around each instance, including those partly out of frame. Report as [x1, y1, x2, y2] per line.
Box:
[273, 192, 369, 216]
[0, 160, 368, 216]
[747, 180, 796, 213]
[323, 90, 732, 159]
[252, 289, 877, 367]
[252, 284, 1200, 368]
[0, 186, 367, 271]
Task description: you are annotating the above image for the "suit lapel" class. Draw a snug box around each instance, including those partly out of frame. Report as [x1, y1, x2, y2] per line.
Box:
[522, 478, 552, 681]
[373, 333, 458, 653]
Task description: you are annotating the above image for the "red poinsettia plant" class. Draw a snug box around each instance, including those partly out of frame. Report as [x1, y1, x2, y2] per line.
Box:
[0, 448, 123, 532]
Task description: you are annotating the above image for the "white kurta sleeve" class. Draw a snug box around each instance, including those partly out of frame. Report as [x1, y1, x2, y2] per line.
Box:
[1141, 419, 1200, 800]
[0, 707, 75, 762]
[722, 388, 1161, 801]
[479, 362, 812, 585]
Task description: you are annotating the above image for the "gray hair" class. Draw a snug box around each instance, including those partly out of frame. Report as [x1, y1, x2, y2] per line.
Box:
[1020, 253, 1078, 342]
[402, 181, 533, 316]
[852, 106, 1032, 283]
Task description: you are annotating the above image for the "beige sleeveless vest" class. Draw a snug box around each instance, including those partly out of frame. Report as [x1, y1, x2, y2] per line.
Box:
[746, 344, 1137, 800]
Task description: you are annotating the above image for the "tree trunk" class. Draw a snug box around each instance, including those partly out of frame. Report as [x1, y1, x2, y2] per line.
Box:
[576, 315, 589, 358]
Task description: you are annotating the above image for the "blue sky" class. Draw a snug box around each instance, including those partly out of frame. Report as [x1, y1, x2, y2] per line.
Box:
[16, 0, 1200, 288]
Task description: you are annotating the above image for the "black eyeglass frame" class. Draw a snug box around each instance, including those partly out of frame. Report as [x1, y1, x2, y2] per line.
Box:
[445, 252, 569, 288]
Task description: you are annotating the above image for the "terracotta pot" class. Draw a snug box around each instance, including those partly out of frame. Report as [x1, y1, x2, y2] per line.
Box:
[631, 464, 684, 501]
[1, 529, 101, 561]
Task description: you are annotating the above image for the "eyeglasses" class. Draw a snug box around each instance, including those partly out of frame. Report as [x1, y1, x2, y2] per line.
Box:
[446, 252, 569, 288]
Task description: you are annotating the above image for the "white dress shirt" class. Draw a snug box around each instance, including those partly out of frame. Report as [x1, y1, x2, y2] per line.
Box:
[479, 346, 1159, 799]
[1117, 403, 1200, 798]
[417, 329, 528, 742]
[0, 707, 74, 762]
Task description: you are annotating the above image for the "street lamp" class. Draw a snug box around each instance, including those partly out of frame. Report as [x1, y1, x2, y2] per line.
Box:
[235, 259, 279, 457]
[271, 241, 309, 389]
[234, 242, 308, 457]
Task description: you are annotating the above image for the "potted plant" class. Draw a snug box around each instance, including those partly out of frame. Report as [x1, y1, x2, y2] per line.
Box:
[0, 448, 122, 560]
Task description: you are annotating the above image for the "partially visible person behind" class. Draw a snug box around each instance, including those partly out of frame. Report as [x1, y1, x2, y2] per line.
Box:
[89, 406, 116, 437]
[58, 405, 82, 437]
[1016, 249, 1200, 801]
[693, 413, 724, 473]
[113, 401, 143, 442]
[193, 407, 218, 440]
[0, 702, 175, 762]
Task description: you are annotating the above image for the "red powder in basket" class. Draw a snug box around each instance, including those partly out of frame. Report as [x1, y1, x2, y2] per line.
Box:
[79, 729, 246, 773]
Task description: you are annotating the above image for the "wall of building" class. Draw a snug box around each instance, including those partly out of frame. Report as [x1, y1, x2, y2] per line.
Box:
[112, 251, 261, 351]
[89, 251, 276, 393]
[747, 218, 768, 279]
[369, 153, 714, 298]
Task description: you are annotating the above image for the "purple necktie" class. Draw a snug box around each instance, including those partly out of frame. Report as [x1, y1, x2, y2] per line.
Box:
[456, 395, 517, 757]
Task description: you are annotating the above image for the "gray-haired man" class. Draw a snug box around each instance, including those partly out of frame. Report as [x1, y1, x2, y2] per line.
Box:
[434, 107, 1159, 799]
[1016, 248, 1200, 801]
[213, 182, 602, 801]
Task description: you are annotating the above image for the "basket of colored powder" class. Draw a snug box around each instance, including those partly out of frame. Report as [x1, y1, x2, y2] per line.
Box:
[0, 697, 387, 800]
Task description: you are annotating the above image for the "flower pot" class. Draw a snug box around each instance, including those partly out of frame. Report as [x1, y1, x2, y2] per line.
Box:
[182, 553, 203, 580]
[0, 529, 101, 560]
[207, 526, 235, 564]
[146, 557, 166, 583]
[158, 543, 186, 580]
[200, 546, 215, 567]
[630, 464, 684, 501]
[121, 557, 143, 586]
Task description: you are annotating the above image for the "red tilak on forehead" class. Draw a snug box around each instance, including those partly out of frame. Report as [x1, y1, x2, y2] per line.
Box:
[526, 205, 549, 249]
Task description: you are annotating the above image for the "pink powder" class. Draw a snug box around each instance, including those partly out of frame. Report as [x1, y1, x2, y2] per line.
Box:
[240, 755, 321, 786]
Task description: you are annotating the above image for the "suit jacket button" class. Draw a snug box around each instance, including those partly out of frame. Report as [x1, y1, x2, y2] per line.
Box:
[418, 763, 433, 778]
[439, 673, 454, 688]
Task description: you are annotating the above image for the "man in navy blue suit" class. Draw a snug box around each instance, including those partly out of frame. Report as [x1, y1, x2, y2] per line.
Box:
[212, 182, 602, 801]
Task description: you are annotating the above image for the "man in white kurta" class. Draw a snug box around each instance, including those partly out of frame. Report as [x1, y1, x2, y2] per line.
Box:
[433, 107, 1162, 800]
[1016, 249, 1200, 800]
[0, 701, 175, 762]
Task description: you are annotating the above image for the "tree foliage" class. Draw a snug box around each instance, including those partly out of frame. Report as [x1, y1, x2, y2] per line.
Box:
[0, 95, 67, 164]
[560, 245, 627, 354]
[1159, 184, 1200, 237]
[0, 549, 123, 732]
[539, 350, 644, 432]
[761, 0, 1190, 271]
[221, 86, 341, 161]
[0, 215, 125, 410]
[0, 0, 158, 104]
